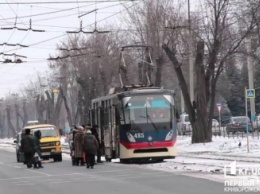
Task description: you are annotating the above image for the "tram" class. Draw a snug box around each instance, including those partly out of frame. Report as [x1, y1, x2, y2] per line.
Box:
[89, 86, 177, 163]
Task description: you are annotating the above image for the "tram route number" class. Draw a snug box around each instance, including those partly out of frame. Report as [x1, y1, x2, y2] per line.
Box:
[134, 133, 144, 138]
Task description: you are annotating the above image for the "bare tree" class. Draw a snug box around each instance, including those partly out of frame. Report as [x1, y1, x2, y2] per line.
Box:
[6, 105, 16, 138]
[122, 0, 184, 87]
[163, 0, 260, 143]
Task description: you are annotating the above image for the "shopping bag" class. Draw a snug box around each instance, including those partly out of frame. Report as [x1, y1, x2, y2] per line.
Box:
[34, 152, 39, 162]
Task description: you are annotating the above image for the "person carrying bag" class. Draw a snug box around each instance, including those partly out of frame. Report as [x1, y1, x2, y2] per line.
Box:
[33, 130, 43, 169]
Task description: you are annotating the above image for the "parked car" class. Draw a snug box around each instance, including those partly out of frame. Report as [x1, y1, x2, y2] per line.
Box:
[226, 116, 253, 134]
[177, 114, 192, 135]
[253, 115, 260, 129]
[212, 119, 221, 135]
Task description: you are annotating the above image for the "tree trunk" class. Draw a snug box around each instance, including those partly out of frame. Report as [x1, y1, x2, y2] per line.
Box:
[15, 104, 20, 132]
[6, 105, 16, 138]
[60, 88, 72, 127]
[45, 91, 54, 124]
[36, 95, 45, 123]
[99, 63, 108, 95]
[192, 41, 211, 143]
[162, 41, 212, 143]
[76, 90, 83, 125]
[22, 101, 28, 127]
[138, 62, 143, 84]
[54, 91, 63, 127]
[155, 57, 163, 87]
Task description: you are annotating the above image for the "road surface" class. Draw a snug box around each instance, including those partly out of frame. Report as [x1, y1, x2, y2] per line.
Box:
[0, 150, 255, 194]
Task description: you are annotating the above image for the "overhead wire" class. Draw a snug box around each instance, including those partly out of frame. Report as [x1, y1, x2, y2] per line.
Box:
[0, 2, 130, 29]
[0, 5, 33, 73]
[1, 0, 30, 64]
[0, 0, 140, 5]
[6, 0, 27, 27]
[3, 1, 140, 55]
[0, 3, 98, 21]
[0, 1, 141, 77]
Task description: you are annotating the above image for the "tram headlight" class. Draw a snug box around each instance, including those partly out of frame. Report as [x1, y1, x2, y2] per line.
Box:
[126, 133, 136, 142]
[165, 131, 173, 141]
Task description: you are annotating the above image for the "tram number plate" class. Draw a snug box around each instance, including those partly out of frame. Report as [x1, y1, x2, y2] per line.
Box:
[134, 133, 144, 138]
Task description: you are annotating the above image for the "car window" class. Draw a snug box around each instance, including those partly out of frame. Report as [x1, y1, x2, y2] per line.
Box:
[29, 127, 58, 137]
[233, 117, 248, 122]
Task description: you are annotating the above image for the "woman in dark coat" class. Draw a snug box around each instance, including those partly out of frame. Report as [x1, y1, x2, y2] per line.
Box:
[74, 127, 85, 166]
[83, 129, 99, 169]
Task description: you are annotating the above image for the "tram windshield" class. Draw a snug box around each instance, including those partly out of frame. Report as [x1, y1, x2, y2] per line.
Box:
[121, 95, 174, 129]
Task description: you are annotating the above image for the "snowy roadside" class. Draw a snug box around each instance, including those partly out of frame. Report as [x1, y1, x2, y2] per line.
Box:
[140, 136, 260, 176]
[177, 136, 260, 162]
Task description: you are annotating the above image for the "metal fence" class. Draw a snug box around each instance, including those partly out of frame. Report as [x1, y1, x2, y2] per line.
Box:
[179, 125, 260, 139]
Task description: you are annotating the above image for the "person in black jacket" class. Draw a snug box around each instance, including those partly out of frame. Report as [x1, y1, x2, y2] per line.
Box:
[83, 129, 99, 169]
[21, 128, 35, 168]
[33, 130, 43, 169]
[91, 125, 102, 163]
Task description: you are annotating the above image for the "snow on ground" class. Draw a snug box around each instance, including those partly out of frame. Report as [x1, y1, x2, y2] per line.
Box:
[177, 136, 260, 161]
[140, 136, 260, 176]
[0, 138, 15, 144]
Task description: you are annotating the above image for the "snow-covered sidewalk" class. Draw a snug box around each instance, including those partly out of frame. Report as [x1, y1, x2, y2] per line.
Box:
[140, 136, 260, 175]
[177, 136, 260, 162]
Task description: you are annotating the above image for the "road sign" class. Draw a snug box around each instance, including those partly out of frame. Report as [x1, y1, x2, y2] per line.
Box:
[246, 89, 255, 98]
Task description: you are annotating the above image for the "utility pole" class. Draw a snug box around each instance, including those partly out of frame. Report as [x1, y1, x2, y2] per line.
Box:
[188, 0, 194, 104]
[181, 91, 185, 113]
[246, 37, 256, 122]
[245, 87, 249, 153]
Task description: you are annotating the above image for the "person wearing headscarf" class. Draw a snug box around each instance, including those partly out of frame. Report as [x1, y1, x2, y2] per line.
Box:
[83, 129, 99, 169]
[74, 126, 85, 166]
[33, 130, 43, 169]
[91, 125, 102, 163]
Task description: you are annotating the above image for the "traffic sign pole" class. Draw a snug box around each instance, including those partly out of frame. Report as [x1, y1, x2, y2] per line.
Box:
[245, 87, 249, 153]
[217, 103, 222, 134]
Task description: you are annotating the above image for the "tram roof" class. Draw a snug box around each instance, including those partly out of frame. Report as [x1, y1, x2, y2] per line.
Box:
[91, 87, 175, 103]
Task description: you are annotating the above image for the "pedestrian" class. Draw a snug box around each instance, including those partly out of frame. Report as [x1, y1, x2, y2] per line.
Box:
[21, 128, 35, 168]
[91, 125, 102, 163]
[69, 125, 78, 165]
[83, 129, 99, 169]
[33, 130, 43, 169]
[74, 126, 85, 166]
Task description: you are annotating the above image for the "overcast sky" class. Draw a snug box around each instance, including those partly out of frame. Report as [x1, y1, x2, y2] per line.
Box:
[0, 0, 139, 98]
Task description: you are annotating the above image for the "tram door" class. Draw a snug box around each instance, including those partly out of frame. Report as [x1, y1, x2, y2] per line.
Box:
[103, 100, 115, 161]
[111, 105, 119, 158]
[115, 106, 121, 158]
[99, 104, 105, 156]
